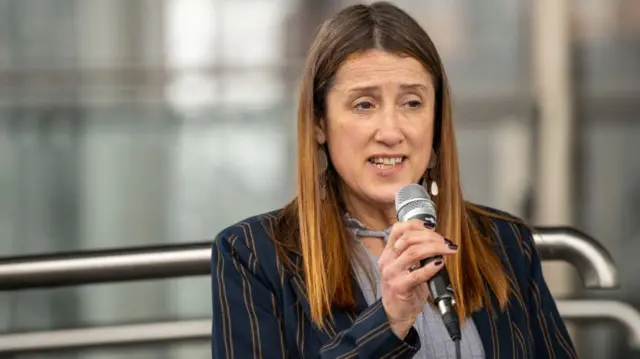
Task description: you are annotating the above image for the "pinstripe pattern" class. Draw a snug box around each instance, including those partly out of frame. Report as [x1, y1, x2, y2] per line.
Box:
[211, 207, 578, 358]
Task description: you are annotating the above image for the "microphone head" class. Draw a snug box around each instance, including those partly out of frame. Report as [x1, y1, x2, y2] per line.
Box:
[395, 184, 437, 223]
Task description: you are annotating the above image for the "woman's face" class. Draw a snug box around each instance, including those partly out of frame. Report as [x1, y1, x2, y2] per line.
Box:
[317, 49, 436, 207]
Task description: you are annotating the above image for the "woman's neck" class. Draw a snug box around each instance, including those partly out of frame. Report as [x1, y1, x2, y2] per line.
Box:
[343, 193, 397, 231]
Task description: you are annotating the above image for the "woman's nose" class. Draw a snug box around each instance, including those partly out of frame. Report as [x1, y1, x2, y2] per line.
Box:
[373, 109, 404, 146]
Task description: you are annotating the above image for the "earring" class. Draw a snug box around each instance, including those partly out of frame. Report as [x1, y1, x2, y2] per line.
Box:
[422, 173, 439, 197]
[317, 147, 328, 200]
[429, 176, 439, 197]
[425, 148, 439, 196]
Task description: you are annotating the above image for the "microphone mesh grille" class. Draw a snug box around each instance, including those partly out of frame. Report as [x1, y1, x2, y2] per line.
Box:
[395, 184, 430, 210]
[395, 184, 436, 222]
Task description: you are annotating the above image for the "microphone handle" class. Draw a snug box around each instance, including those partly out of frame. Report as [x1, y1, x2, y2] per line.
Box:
[419, 257, 455, 310]
[409, 214, 451, 295]
[408, 213, 461, 341]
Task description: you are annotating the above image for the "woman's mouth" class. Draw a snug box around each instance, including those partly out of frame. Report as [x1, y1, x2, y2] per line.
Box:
[368, 156, 407, 170]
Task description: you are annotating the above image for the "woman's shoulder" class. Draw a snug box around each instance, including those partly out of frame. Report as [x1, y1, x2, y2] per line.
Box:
[467, 204, 539, 295]
[467, 203, 536, 261]
[212, 209, 287, 287]
[214, 209, 283, 244]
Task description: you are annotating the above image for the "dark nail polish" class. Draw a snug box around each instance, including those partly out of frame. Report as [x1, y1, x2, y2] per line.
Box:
[433, 260, 443, 266]
[424, 221, 435, 229]
[443, 238, 458, 250]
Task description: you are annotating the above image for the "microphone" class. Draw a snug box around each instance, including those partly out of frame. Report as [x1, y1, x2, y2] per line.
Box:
[395, 184, 461, 342]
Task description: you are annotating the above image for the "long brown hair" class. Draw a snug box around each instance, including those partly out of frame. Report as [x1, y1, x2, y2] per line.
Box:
[274, 2, 510, 329]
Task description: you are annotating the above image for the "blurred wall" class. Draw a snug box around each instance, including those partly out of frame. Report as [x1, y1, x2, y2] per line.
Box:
[0, 0, 638, 358]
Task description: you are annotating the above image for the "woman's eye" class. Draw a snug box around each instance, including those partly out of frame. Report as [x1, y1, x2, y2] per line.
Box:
[354, 101, 374, 110]
[405, 100, 422, 108]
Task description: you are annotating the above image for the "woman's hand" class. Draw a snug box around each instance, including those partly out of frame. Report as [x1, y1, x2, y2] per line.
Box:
[378, 219, 458, 339]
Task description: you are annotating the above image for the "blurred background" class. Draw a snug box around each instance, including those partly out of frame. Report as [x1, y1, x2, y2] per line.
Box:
[0, 0, 638, 358]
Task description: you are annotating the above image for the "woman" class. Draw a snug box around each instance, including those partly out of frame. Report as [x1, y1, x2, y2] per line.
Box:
[211, 3, 577, 358]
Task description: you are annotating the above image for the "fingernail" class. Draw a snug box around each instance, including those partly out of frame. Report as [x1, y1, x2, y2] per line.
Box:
[394, 240, 404, 251]
[424, 221, 435, 229]
[433, 260, 444, 266]
[444, 238, 458, 250]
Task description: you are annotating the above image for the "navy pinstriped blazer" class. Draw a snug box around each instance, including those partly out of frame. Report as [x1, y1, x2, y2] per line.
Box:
[211, 208, 578, 358]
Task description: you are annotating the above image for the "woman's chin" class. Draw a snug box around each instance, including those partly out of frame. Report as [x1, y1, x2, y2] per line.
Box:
[361, 183, 408, 206]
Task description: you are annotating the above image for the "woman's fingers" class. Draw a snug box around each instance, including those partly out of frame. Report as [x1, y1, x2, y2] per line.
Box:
[393, 230, 457, 253]
[393, 259, 446, 291]
[381, 258, 445, 297]
[380, 232, 456, 281]
[391, 240, 456, 273]
[380, 220, 425, 265]
[385, 220, 430, 250]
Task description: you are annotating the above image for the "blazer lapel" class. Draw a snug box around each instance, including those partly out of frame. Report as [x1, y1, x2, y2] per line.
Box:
[471, 261, 519, 359]
[472, 304, 498, 359]
[288, 257, 368, 344]
[351, 274, 371, 313]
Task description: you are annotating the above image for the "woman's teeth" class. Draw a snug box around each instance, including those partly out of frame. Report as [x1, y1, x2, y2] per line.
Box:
[369, 157, 404, 169]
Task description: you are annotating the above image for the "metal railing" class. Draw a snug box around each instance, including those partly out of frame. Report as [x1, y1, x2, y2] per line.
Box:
[1, 300, 639, 354]
[532, 227, 618, 289]
[0, 227, 619, 291]
[558, 300, 640, 348]
[0, 227, 632, 354]
[0, 243, 211, 291]
[0, 319, 211, 354]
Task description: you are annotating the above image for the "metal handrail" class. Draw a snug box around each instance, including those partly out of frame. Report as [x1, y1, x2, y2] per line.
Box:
[0, 243, 211, 291]
[557, 300, 640, 348]
[0, 300, 638, 354]
[533, 227, 618, 289]
[0, 319, 211, 354]
[0, 227, 628, 354]
[0, 227, 618, 291]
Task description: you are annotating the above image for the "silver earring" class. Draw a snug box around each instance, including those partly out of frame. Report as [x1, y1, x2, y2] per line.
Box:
[422, 174, 439, 197]
[317, 147, 328, 200]
[426, 148, 439, 196]
[430, 177, 439, 196]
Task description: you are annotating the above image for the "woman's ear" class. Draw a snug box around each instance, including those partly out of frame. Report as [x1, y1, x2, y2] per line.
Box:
[315, 118, 327, 145]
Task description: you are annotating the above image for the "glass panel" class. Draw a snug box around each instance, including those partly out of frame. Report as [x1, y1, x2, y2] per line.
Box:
[220, 1, 288, 67]
[573, 0, 640, 358]
[2, 0, 637, 358]
[339, 0, 532, 97]
[0, 1, 296, 358]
